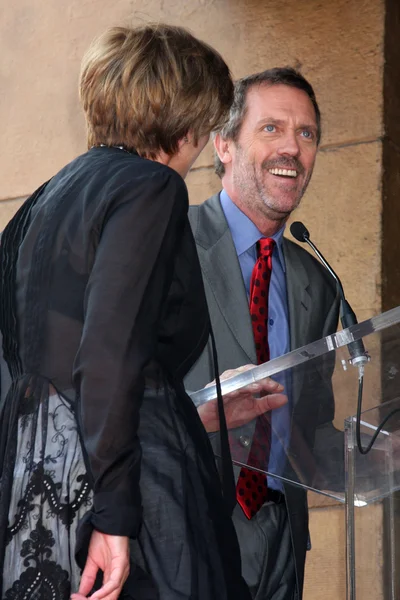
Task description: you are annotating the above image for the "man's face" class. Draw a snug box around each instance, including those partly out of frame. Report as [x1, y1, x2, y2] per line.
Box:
[227, 84, 319, 222]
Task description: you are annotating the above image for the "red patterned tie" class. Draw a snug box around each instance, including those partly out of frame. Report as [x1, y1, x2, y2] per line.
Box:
[236, 238, 275, 519]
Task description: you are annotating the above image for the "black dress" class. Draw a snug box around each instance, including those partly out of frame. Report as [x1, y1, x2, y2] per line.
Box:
[0, 147, 250, 600]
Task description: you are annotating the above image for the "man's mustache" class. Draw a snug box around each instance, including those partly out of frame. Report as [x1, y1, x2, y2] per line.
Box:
[261, 158, 305, 175]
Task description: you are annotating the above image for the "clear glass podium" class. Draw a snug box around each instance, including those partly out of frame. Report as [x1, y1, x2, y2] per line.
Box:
[191, 306, 400, 600]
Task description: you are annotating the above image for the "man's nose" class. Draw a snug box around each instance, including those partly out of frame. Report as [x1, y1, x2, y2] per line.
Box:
[276, 131, 300, 157]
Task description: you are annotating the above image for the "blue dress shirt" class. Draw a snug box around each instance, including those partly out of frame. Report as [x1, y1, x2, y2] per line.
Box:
[220, 190, 291, 491]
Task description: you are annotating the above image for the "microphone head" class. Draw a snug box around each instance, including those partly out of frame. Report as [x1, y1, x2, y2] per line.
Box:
[290, 221, 310, 242]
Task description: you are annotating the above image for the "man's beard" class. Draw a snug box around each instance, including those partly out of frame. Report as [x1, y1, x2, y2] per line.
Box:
[233, 149, 312, 221]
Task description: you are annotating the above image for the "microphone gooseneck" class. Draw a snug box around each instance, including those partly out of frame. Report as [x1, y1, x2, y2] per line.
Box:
[289, 222, 400, 458]
[289, 221, 367, 367]
[290, 221, 346, 302]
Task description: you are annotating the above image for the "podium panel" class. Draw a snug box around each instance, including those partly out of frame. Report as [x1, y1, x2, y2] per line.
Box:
[345, 399, 400, 506]
[191, 306, 400, 504]
[345, 400, 400, 600]
[190, 306, 400, 600]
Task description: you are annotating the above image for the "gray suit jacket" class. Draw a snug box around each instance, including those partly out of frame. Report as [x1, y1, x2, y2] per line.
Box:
[185, 193, 340, 597]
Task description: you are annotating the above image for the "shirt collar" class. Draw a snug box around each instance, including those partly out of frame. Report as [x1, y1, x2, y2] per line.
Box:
[220, 189, 286, 272]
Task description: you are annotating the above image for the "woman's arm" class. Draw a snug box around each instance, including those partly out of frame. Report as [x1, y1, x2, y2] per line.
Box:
[72, 166, 187, 593]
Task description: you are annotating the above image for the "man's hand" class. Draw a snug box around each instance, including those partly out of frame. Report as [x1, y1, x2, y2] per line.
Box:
[198, 364, 288, 432]
[71, 531, 130, 600]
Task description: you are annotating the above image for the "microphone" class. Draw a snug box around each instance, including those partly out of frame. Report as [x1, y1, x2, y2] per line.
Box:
[290, 221, 368, 367]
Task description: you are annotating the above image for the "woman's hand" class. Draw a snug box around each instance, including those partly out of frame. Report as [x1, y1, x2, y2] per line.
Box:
[197, 364, 288, 432]
[71, 531, 130, 600]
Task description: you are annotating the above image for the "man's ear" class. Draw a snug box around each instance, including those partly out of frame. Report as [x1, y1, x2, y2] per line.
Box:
[214, 133, 233, 166]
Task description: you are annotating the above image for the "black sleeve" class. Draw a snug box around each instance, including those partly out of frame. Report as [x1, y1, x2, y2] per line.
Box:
[73, 167, 187, 538]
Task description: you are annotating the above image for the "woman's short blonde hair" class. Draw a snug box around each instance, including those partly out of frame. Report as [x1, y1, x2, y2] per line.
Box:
[79, 24, 233, 158]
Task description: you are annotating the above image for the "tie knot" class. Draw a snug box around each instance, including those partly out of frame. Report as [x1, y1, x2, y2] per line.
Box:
[257, 238, 275, 258]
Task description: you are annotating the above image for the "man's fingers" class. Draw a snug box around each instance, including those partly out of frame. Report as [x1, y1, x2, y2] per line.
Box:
[208, 366, 283, 392]
[218, 364, 257, 383]
[256, 393, 288, 414]
[253, 377, 284, 393]
[234, 364, 256, 372]
[225, 377, 283, 398]
[205, 368, 236, 387]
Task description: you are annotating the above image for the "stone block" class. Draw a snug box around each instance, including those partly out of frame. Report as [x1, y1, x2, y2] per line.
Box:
[287, 141, 383, 315]
[305, 502, 384, 600]
[0, 0, 384, 198]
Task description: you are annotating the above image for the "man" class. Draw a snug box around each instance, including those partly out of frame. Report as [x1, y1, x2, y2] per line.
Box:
[185, 68, 340, 599]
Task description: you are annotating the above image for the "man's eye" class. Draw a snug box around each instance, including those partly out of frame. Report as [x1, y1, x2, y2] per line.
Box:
[301, 130, 313, 139]
[264, 124, 276, 133]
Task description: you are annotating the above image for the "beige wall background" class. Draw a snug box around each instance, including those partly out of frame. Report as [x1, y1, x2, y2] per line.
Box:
[0, 0, 385, 315]
[1, 0, 398, 598]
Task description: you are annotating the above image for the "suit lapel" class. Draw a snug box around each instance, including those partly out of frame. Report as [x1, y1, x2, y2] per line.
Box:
[283, 238, 312, 409]
[194, 195, 257, 364]
[193, 202, 315, 367]
[283, 238, 312, 352]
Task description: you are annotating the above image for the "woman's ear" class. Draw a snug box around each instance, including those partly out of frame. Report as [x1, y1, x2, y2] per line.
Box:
[177, 133, 191, 149]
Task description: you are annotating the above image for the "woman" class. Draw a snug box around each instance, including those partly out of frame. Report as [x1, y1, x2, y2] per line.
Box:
[0, 24, 253, 600]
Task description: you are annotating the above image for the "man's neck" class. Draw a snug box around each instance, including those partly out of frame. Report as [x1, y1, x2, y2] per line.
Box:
[242, 208, 288, 238]
[221, 177, 290, 237]
[223, 191, 288, 237]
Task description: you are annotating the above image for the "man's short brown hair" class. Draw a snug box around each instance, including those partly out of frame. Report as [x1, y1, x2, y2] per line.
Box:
[214, 67, 321, 178]
[79, 24, 233, 158]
